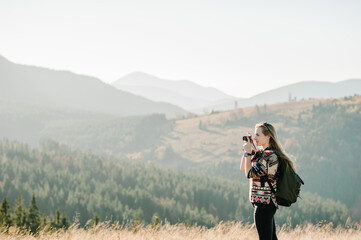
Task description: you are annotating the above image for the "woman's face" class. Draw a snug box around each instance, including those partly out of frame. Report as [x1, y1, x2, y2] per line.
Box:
[254, 127, 270, 147]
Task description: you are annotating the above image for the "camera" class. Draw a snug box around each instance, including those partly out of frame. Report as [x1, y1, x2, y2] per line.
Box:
[242, 134, 257, 153]
[243, 135, 253, 142]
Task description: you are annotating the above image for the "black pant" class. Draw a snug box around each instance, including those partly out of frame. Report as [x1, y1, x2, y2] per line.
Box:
[253, 202, 278, 240]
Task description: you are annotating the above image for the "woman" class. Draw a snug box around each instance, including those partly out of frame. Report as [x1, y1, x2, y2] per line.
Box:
[240, 122, 295, 240]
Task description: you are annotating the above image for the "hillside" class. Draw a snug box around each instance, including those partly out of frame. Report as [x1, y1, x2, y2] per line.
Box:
[163, 95, 361, 219]
[0, 100, 117, 146]
[0, 139, 349, 227]
[0, 55, 186, 117]
[0, 100, 178, 159]
[165, 98, 327, 163]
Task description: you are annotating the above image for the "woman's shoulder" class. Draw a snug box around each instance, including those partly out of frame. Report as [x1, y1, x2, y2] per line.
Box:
[263, 149, 278, 161]
[264, 149, 276, 156]
[252, 149, 277, 161]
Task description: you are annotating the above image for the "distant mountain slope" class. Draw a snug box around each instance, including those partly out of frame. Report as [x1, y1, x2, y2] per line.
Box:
[0, 56, 186, 117]
[201, 79, 361, 112]
[162, 95, 361, 219]
[0, 99, 115, 146]
[113, 71, 361, 113]
[112, 72, 237, 110]
[115, 85, 212, 110]
[249, 79, 361, 104]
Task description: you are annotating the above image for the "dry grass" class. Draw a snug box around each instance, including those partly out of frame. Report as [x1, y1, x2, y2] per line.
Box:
[165, 96, 361, 164]
[165, 98, 323, 163]
[1, 222, 360, 240]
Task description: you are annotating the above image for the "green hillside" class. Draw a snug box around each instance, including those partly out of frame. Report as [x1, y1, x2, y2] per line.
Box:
[0, 101, 173, 156]
[0, 140, 348, 227]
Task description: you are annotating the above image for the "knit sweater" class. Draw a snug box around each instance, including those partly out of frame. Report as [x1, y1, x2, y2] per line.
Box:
[247, 149, 279, 208]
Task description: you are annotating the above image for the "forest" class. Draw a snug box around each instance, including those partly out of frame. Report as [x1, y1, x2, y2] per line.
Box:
[0, 139, 349, 230]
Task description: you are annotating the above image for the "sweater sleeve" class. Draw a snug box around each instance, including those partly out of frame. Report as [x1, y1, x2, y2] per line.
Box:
[247, 152, 278, 179]
[267, 153, 279, 178]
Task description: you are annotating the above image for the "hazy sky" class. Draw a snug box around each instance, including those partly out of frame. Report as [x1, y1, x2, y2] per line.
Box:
[1, 0, 360, 98]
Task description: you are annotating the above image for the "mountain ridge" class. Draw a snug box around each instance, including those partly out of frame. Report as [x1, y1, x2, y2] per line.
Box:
[2, 54, 360, 115]
[112, 71, 237, 110]
[200, 79, 361, 113]
[112, 70, 361, 113]
[0, 55, 186, 117]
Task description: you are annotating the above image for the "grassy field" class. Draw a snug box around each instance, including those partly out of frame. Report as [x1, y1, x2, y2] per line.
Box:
[165, 98, 326, 163]
[165, 96, 361, 164]
[1, 222, 360, 240]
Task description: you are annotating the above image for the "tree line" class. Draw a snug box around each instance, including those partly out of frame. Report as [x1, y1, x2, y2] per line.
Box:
[0, 194, 70, 233]
[0, 138, 350, 228]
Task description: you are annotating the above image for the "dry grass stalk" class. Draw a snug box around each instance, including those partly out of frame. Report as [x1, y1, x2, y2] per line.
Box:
[0, 222, 360, 240]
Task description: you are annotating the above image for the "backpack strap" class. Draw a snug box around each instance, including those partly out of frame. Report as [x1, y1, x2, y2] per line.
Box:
[264, 151, 278, 195]
[265, 154, 287, 194]
[265, 176, 276, 194]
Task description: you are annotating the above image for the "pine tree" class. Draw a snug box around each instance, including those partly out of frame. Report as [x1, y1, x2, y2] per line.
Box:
[151, 212, 161, 229]
[61, 213, 70, 229]
[14, 194, 26, 228]
[132, 210, 142, 232]
[0, 197, 12, 227]
[255, 105, 261, 117]
[51, 209, 70, 229]
[91, 213, 100, 227]
[40, 215, 47, 230]
[27, 194, 41, 234]
[49, 214, 55, 229]
[55, 209, 61, 228]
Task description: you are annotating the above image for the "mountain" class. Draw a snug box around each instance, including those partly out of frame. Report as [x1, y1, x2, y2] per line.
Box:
[112, 71, 361, 113]
[112, 72, 237, 110]
[0, 55, 186, 117]
[200, 79, 361, 112]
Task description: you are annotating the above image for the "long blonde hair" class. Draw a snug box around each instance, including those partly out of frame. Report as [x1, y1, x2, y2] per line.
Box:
[255, 122, 296, 172]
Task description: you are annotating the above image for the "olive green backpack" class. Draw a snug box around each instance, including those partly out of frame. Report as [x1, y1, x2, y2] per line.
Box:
[266, 156, 304, 207]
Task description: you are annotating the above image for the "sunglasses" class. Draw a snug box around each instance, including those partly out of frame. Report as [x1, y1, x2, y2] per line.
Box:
[259, 121, 271, 132]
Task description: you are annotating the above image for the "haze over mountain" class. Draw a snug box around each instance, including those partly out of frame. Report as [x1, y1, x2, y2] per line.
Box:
[2, 53, 359, 117]
[112, 72, 237, 110]
[0, 55, 186, 117]
[112, 71, 361, 113]
[203, 79, 361, 112]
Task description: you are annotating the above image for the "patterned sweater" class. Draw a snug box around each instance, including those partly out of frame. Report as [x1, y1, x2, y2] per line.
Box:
[247, 149, 279, 208]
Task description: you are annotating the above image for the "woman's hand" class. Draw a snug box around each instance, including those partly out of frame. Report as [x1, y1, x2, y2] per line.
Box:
[243, 140, 252, 154]
[243, 137, 253, 177]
